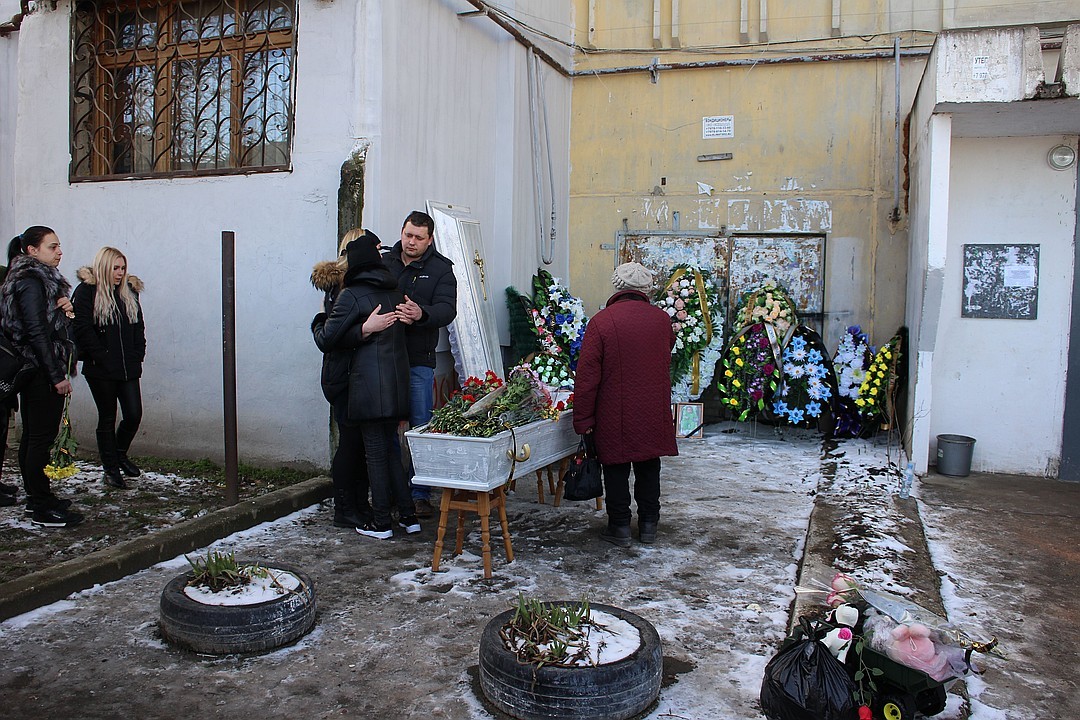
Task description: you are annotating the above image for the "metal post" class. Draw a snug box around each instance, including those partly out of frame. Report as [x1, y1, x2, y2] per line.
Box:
[222, 231, 238, 505]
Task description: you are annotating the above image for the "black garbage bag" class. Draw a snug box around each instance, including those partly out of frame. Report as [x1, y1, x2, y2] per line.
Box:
[760, 618, 859, 720]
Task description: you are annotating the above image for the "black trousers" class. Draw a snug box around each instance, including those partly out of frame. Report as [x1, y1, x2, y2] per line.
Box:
[86, 377, 142, 452]
[0, 402, 13, 487]
[331, 417, 370, 514]
[601, 458, 662, 526]
[17, 372, 65, 505]
[360, 419, 414, 526]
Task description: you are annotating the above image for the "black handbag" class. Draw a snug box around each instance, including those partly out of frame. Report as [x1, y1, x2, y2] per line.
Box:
[0, 332, 33, 402]
[563, 434, 603, 501]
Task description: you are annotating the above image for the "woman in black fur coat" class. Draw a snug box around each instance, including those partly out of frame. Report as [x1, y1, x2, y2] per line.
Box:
[71, 246, 146, 490]
[0, 227, 83, 528]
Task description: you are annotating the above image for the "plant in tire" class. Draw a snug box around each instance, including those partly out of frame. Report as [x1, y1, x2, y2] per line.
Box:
[499, 594, 599, 668]
[186, 550, 264, 592]
[159, 559, 316, 655]
[479, 600, 662, 720]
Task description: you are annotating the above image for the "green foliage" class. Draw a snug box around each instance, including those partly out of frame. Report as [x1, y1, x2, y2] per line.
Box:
[500, 595, 599, 668]
[185, 550, 267, 593]
[851, 636, 884, 707]
[506, 286, 540, 367]
[425, 369, 551, 437]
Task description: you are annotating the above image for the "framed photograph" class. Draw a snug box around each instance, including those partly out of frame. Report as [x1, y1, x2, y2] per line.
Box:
[675, 402, 705, 439]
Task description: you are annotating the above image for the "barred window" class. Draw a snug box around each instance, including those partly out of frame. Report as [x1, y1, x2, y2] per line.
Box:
[71, 0, 296, 180]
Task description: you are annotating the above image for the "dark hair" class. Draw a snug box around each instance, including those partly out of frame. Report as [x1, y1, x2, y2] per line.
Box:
[6, 237, 22, 265]
[15, 226, 55, 252]
[8, 226, 55, 264]
[401, 211, 435, 239]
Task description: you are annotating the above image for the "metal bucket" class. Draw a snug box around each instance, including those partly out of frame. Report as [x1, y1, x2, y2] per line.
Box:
[936, 434, 976, 477]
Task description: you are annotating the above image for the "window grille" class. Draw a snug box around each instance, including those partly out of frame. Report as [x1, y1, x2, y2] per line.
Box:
[71, 0, 296, 180]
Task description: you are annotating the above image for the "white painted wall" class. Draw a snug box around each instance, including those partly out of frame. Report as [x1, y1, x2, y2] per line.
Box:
[368, 1, 572, 345]
[0, 15, 18, 233]
[930, 135, 1078, 475]
[904, 108, 952, 474]
[8, 0, 572, 467]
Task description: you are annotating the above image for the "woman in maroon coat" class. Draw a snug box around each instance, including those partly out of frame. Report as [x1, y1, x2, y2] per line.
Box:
[573, 262, 678, 547]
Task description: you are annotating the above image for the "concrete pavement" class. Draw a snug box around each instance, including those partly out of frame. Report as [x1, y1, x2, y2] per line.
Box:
[1, 432, 1077, 718]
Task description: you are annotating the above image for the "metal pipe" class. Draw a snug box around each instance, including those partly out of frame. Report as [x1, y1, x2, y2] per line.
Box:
[527, 50, 548, 266]
[538, 58, 557, 265]
[893, 37, 902, 220]
[574, 47, 931, 77]
[222, 230, 238, 506]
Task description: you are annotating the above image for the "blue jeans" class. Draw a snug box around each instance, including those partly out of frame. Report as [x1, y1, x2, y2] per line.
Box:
[408, 365, 435, 501]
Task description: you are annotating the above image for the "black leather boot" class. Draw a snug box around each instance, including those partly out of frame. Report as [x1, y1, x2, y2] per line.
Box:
[600, 523, 632, 548]
[332, 485, 369, 529]
[97, 430, 126, 489]
[117, 452, 141, 478]
[638, 520, 658, 544]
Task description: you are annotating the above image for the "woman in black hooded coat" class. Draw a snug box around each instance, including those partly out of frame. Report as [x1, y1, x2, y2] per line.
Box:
[312, 235, 418, 539]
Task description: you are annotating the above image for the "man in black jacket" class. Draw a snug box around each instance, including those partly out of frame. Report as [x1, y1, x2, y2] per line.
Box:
[384, 210, 457, 516]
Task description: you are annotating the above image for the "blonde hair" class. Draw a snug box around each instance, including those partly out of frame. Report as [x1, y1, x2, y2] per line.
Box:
[337, 228, 365, 270]
[92, 246, 140, 325]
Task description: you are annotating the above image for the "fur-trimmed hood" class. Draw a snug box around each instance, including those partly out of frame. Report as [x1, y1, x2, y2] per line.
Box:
[310, 260, 345, 293]
[75, 265, 145, 293]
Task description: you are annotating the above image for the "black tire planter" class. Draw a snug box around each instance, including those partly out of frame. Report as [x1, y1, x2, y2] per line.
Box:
[159, 560, 316, 655]
[479, 602, 662, 720]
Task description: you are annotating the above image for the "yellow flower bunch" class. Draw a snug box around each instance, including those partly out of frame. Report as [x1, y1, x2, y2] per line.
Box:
[855, 335, 901, 418]
[45, 371, 79, 480]
[44, 463, 79, 481]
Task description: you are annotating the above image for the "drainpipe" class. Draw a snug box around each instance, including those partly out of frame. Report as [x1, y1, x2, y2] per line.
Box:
[527, 50, 547, 262]
[891, 36, 902, 223]
[575, 47, 931, 77]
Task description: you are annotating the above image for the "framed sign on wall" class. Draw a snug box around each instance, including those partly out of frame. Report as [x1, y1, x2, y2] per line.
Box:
[961, 243, 1039, 320]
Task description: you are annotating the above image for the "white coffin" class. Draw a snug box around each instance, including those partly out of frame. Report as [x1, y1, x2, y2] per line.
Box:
[405, 411, 579, 491]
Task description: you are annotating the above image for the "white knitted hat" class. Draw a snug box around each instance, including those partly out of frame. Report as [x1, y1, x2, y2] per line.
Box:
[611, 262, 653, 293]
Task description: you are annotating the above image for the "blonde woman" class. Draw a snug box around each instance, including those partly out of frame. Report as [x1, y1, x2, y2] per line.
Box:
[71, 247, 145, 489]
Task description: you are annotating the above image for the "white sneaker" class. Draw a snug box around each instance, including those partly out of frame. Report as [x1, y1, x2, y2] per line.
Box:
[356, 522, 393, 539]
[398, 515, 421, 534]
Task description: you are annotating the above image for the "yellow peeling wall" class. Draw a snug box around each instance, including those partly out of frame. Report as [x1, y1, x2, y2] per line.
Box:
[567, 0, 1076, 347]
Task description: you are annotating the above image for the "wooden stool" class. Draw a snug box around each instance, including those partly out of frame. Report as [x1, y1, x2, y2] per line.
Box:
[506, 462, 560, 504]
[431, 484, 514, 579]
[533, 464, 559, 504]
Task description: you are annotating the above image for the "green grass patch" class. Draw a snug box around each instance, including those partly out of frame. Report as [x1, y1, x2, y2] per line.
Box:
[132, 456, 315, 489]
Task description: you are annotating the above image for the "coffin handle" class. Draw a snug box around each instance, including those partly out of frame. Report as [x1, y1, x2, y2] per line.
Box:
[508, 443, 531, 462]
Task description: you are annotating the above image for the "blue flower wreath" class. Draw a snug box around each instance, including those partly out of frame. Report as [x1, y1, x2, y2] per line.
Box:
[773, 329, 834, 426]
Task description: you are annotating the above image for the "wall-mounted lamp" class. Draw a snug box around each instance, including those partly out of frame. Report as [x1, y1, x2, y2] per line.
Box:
[1048, 144, 1076, 171]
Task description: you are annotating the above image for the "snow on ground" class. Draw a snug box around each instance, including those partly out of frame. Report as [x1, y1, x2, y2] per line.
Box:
[0, 424, 1039, 718]
[917, 472, 1080, 720]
